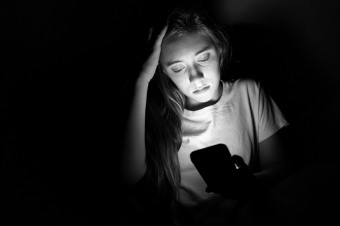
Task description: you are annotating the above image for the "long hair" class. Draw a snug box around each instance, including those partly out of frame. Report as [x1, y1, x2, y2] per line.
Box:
[144, 4, 232, 220]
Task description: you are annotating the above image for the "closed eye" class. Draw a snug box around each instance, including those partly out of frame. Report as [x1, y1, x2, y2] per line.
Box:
[197, 53, 210, 63]
[172, 65, 185, 73]
[173, 68, 183, 73]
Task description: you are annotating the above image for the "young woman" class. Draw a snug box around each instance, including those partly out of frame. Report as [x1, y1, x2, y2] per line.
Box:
[120, 5, 289, 226]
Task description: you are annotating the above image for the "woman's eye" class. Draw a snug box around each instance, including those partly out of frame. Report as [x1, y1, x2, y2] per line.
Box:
[172, 66, 185, 73]
[198, 54, 210, 63]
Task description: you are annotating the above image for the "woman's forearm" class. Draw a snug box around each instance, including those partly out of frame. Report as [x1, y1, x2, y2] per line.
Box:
[252, 162, 289, 195]
[121, 77, 150, 184]
[119, 26, 166, 185]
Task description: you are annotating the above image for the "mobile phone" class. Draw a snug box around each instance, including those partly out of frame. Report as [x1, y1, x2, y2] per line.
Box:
[190, 144, 236, 194]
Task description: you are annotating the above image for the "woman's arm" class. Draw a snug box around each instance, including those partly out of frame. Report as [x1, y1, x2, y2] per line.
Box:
[121, 78, 149, 184]
[120, 27, 167, 185]
[253, 129, 290, 194]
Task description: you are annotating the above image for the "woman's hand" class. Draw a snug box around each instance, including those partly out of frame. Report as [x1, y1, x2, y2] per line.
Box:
[138, 26, 167, 83]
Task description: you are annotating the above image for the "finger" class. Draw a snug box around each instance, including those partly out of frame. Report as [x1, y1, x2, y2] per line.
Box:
[155, 25, 168, 47]
[158, 25, 168, 39]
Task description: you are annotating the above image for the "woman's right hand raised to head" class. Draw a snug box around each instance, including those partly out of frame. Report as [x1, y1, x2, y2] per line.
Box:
[121, 25, 167, 185]
[138, 25, 167, 83]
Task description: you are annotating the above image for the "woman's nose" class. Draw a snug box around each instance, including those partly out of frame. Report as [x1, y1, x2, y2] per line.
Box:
[189, 66, 204, 82]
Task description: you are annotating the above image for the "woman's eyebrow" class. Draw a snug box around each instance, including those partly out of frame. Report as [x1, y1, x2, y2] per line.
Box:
[167, 60, 182, 67]
[166, 46, 212, 67]
[194, 46, 212, 56]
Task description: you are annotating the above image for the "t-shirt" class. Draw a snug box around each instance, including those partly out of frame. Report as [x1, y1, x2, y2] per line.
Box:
[178, 79, 289, 207]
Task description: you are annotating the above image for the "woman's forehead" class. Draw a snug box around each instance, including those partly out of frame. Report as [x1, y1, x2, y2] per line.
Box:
[163, 30, 212, 46]
[160, 32, 215, 63]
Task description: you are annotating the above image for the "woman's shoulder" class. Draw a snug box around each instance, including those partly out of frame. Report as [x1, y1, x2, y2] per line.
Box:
[224, 77, 261, 94]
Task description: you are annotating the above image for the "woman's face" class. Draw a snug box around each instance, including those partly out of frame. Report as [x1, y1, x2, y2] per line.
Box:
[160, 32, 222, 110]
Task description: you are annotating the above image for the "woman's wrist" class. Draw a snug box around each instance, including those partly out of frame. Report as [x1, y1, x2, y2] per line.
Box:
[135, 75, 151, 87]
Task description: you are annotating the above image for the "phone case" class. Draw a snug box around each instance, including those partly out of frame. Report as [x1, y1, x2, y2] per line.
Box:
[190, 144, 236, 193]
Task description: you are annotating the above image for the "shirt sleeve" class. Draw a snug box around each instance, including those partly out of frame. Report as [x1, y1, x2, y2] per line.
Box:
[255, 81, 289, 143]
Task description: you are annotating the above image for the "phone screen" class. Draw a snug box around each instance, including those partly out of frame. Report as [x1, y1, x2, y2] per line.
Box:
[190, 144, 236, 193]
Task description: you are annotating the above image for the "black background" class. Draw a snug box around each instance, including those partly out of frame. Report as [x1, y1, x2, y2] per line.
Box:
[2, 0, 339, 225]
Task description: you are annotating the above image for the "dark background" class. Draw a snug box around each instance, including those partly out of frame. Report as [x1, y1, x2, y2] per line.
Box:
[2, 0, 339, 225]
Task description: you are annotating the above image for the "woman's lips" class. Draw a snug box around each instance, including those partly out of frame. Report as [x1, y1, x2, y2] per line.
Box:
[193, 85, 210, 94]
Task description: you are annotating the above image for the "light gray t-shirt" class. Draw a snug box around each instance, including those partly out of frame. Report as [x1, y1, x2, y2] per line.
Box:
[178, 79, 288, 207]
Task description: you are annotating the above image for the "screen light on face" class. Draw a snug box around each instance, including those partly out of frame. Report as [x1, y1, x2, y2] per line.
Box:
[160, 32, 222, 110]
